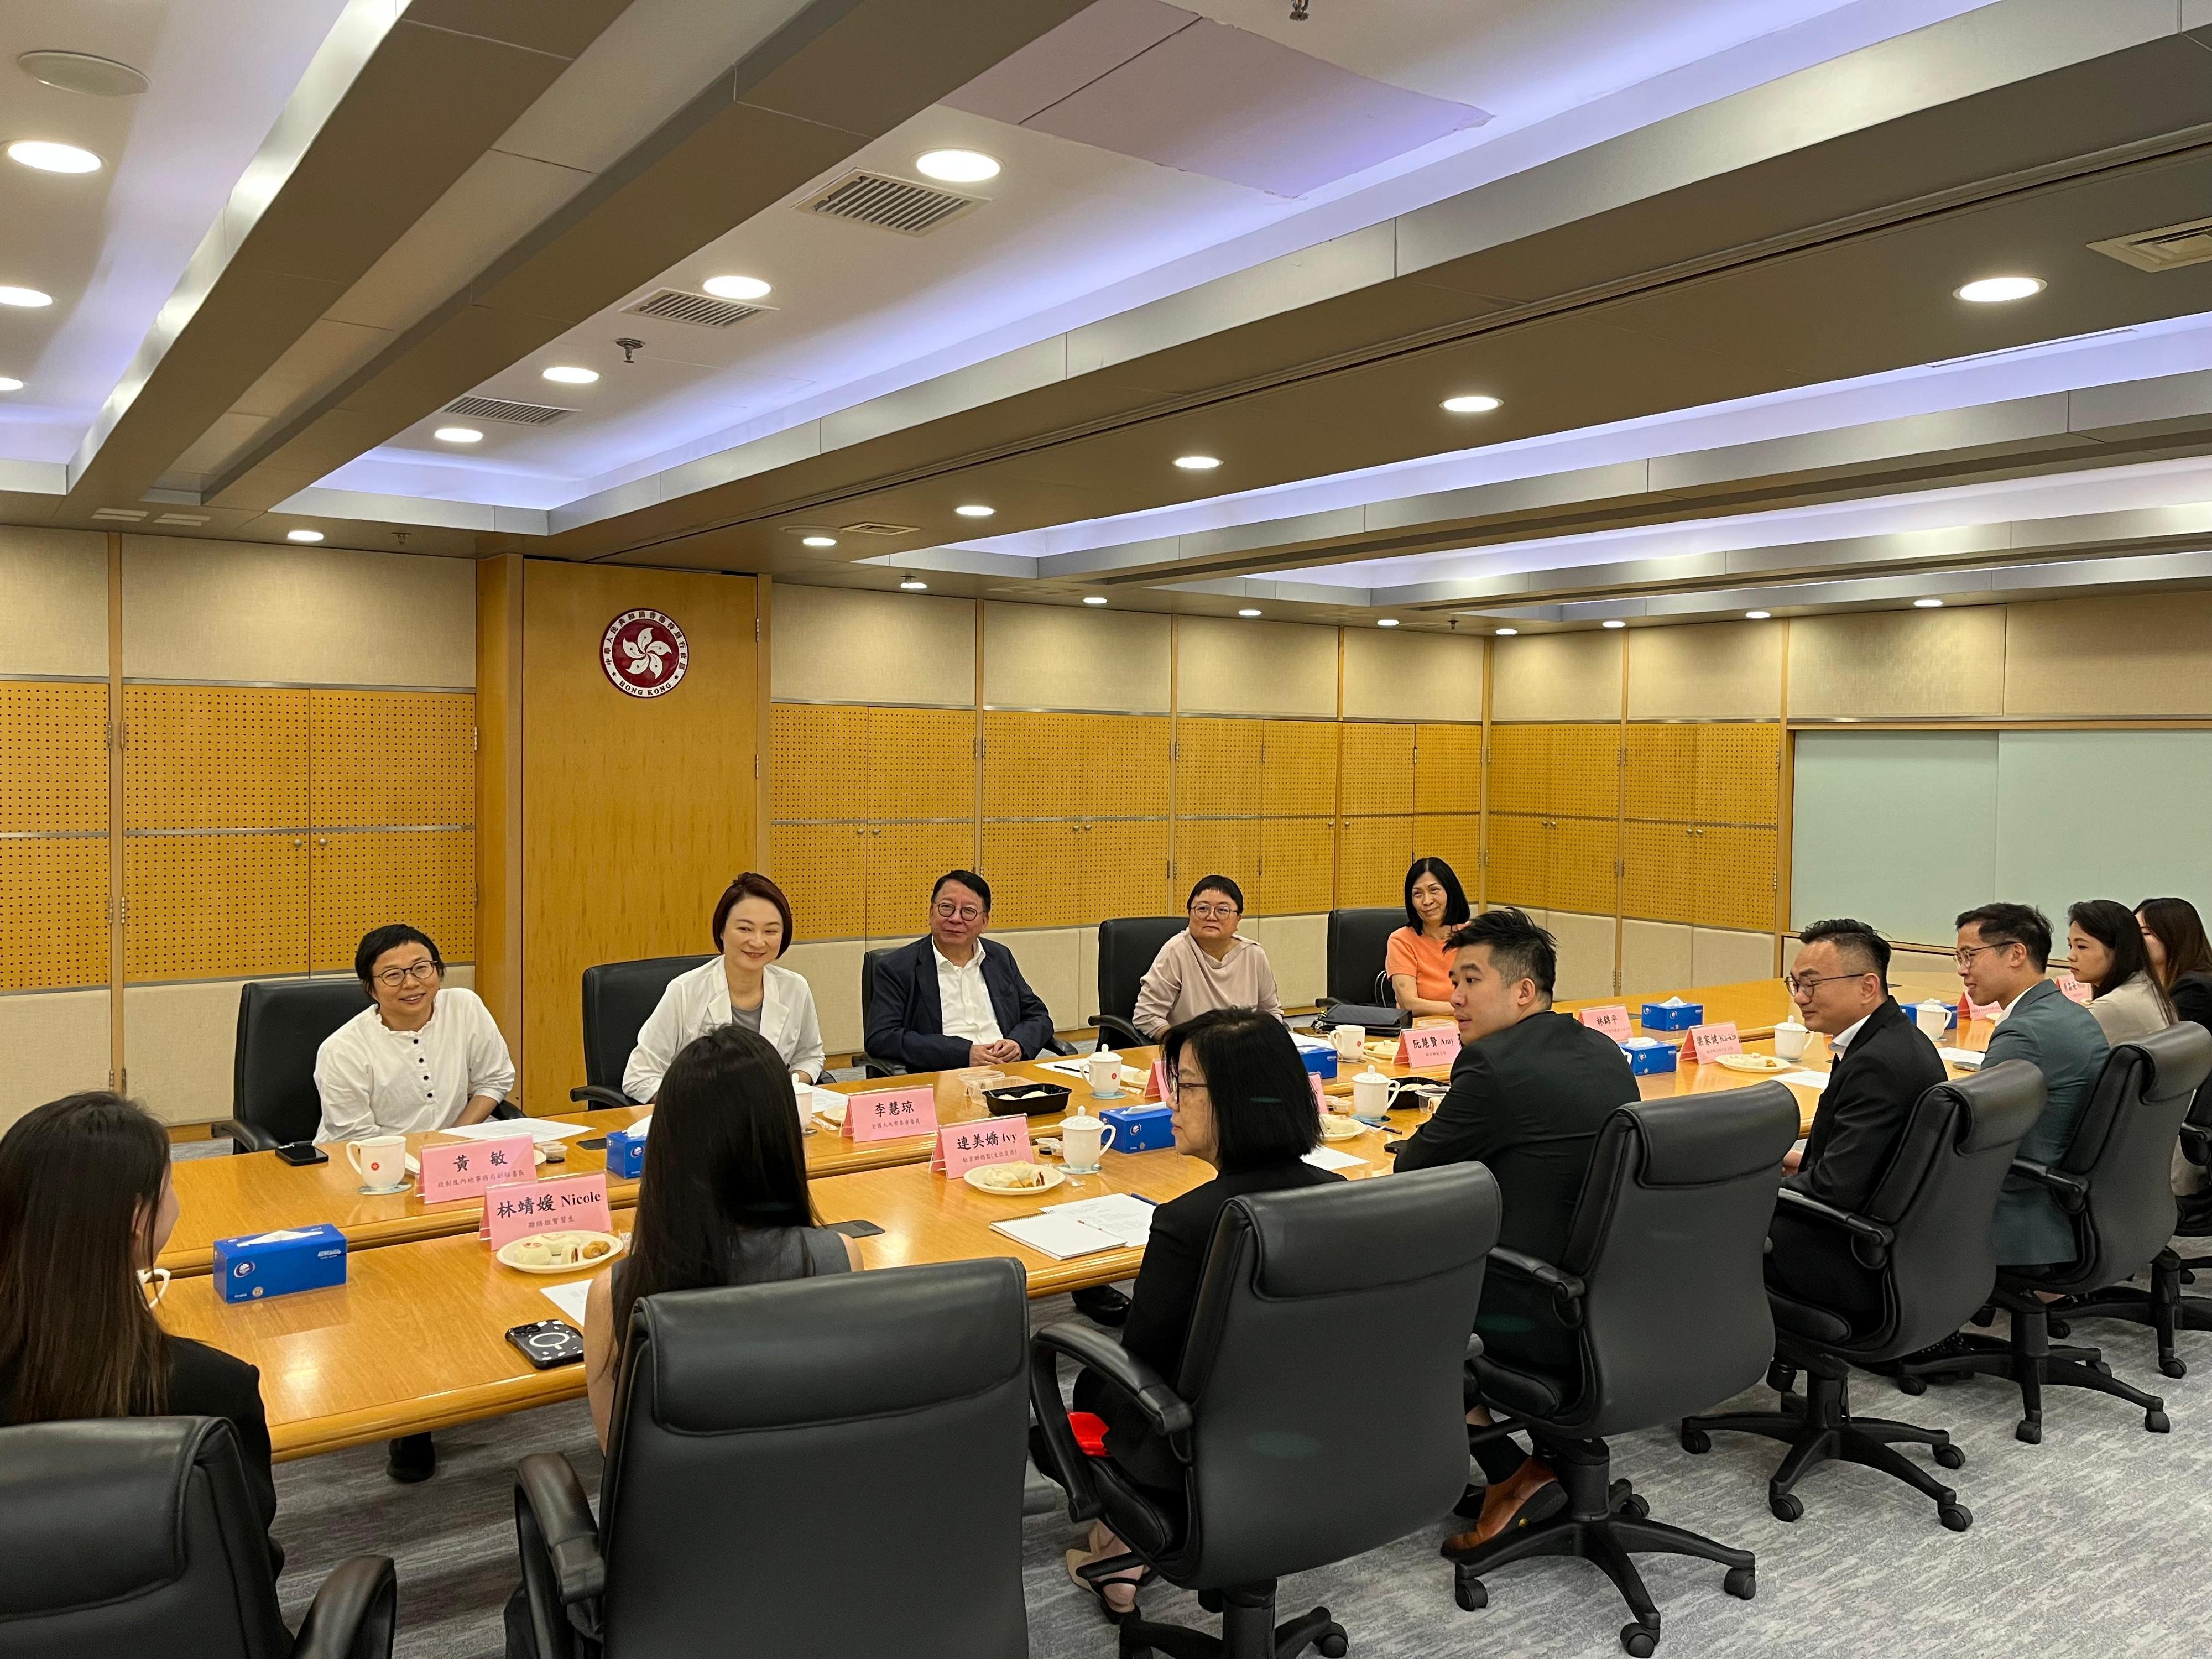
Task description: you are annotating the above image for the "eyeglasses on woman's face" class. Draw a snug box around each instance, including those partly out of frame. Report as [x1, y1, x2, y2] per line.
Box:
[372, 959, 440, 989]
[1189, 901, 1239, 920]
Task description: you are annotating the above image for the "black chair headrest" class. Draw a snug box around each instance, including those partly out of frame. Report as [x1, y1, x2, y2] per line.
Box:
[635, 1260, 1027, 1434]
[1623, 1089, 1799, 1185]
[0, 1417, 215, 1614]
[1235, 1164, 1500, 1300]
[1949, 1061, 2049, 1154]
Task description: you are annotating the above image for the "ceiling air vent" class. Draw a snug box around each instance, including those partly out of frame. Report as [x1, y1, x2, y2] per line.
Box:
[800, 170, 977, 236]
[442, 394, 573, 426]
[839, 521, 922, 536]
[620, 289, 767, 328]
[2089, 215, 2212, 273]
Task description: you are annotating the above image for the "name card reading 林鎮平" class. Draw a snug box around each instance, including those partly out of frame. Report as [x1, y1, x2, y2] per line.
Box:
[842, 1084, 937, 1142]
[1682, 1022, 1744, 1064]
[933, 1116, 1034, 1177]
[1578, 1006, 1633, 1041]
[1395, 1025, 1462, 1069]
[485, 1174, 611, 1247]
[416, 1135, 535, 1205]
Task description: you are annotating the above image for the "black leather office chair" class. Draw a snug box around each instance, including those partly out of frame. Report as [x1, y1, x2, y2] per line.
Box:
[220, 979, 372, 1151]
[1888, 1026, 2212, 1441]
[1681, 1062, 2046, 1525]
[1092, 915, 1186, 1051]
[570, 954, 714, 1107]
[1324, 906, 1401, 1007]
[512, 1260, 1029, 1659]
[1030, 1165, 1501, 1659]
[2058, 1040, 2212, 1376]
[1449, 1089, 1798, 1656]
[0, 1417, 395, 1659]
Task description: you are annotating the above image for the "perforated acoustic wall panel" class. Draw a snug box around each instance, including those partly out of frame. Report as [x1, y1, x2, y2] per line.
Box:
[1620, 724, 1780, 932]
[310, 830, 475, 972]
[123, 834, 310, 982]
[0, 682, 109, 992]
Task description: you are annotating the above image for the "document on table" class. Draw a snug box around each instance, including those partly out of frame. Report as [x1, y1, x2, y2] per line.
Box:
[989, 1213, 1124, 1261]
[540, 1280, 592, 1327]
[1939, 1047, 1985, 1070]
[442, 1118, 600, 1145]
[1033, 1057, 1093, 1081]
[1774, 1071, 1831, 1093]
[1042, 1193, 1157, 1248]
[1302, 1146, 1367, 1171]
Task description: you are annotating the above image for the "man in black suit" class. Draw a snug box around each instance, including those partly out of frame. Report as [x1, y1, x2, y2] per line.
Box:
[1393, 908, 1640, 1547]
[864, 869, 1056, 1071]
[1766, 917, 1947, 1318]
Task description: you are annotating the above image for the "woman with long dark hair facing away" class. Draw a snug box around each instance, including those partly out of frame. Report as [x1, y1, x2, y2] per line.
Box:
[2137, 896, 2212, 1198]
[581, 1024, 862, 1448]
[0, 1092, 280, 1568]
[2066, 898, 2173, 1045]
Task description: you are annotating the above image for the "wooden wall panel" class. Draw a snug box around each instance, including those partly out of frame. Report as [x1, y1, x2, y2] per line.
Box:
[1414, 813, 1481, 891]
[1257, 816, 1334, 915]
[1084, 819, 1172, 923]
[1627, 620, 1783, 720]
[1261, 720, 1338, 815]
[1173, 820, 1259, 897]
[867, 707, 975, 820]
[1624, 821, 1693, 924]
[1624, 726, 1694, 820]
[123, 834, 308, 981]
[1, 682, 108, 832]
[1786, 608, 2004, 719]
[979, 821, 1080, 930]
[0, 838, 110, 991]
[2002, 592, 2212, 716]
[310, 830, 474, 972]
[1340, 628, 1484, 722]
[1173, 718, 1261, 817]
[770, 822, 865, 941]
[1694, 724, 1782, 825]
[1697, 826, 1778, 933]
[864, 822, 978, 938]
[1487, 724, 1547, 815]
[123, 686, 307, 830]
[1338, 723, 1415, 813]
[1414, 724, 1483, 814]
[1549, 724, 1622, 819]
[520, 562, 758, 1112]
[310, 691, 474, 828]
[1492, 633, 1623, 723]
[1487, 814, 1546, 909]
[1551, 818, 1620, 916]
[769, 703, 866, 821]
[0, 682, 109, 992]
[1338, 815, 1412, 907]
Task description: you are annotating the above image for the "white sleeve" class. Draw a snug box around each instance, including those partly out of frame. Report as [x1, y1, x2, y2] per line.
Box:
[623, 980, 688, 1104]
[464, 994, 518, 1104]
[784, 975, 826, 1081]
[314, 1031, 379, 1143]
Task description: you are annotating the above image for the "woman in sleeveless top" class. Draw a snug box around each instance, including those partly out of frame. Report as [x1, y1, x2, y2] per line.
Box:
[583, 1024, 860, 1448]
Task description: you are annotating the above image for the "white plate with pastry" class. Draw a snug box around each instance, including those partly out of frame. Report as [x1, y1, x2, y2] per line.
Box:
[496, 1230, 627, 1274]
[1317, 1114, 1371, 1142]
[962, 1162, 1066, 1195]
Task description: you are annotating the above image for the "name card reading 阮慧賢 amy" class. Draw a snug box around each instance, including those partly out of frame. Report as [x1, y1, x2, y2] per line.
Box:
[1682, 1022, 1744, 1064]
[416, 1135, 535, 1205]
[1578, 1006, 1633, 1041]
[842, 1084, 938, 1142]
[1395, 1025, 1462, 1069]
[933, 1116, 1034, 1177]
[485, 1173, 611, 1246]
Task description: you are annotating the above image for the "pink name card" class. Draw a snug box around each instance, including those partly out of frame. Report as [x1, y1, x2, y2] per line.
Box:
[1395, 1025, 1462, 1069]
[417, 1135, 534, 1206]
[1145, 1058, 1168, 1102]
[1578, 1006, 1633, 1041]
[842, 1084, 938, 1142]
[933, 1115, 1034, 1177]
[2056, 975, 2093, 1005]
[1683, 1022, 1744, 1064]
[486, 1174, 611, 1246]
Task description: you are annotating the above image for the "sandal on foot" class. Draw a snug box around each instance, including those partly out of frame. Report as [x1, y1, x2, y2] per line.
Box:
[1065, 1550, 1151, 1621]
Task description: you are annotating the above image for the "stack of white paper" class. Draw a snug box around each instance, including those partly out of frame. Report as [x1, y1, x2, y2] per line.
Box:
[989, 1213, 1124, 1260]
[1033, 1057, 1093, 1081]
[1302, 1146, 1366, 1171]
[1042, 1193, 1157, 1247]
[1775, 1071, 1831, 1093]
[540, 1280, 592, 1326]
[441, 1118, 598, 1145]
[1939, 1047, 1985, 1070]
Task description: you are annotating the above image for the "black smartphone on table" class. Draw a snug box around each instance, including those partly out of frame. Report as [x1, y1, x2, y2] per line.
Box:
[506, 1321, 586, 1369]
[274, 1141, 329, 1167]
[828, 1219, 884, 1239]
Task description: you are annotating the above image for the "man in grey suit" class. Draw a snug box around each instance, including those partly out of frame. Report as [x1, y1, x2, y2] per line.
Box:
[1956, 902, 2110, 1266]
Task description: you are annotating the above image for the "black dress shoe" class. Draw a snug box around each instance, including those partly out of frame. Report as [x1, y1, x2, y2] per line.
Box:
[1072, 1285, 1130, 1327]
[386, 1432, 436, 1483]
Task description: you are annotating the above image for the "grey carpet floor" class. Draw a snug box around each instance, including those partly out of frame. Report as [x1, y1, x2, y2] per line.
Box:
[265, 1286, 2212, 1659]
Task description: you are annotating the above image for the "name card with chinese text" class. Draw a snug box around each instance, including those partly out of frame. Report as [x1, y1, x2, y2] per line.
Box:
[486, 1174, 611, 1246]
[1578, 1006, 1633, 1041]
[842, 1084, 938, 1142]
[418, 1135, 534, 1206]
[1396, 1025, 1462, 1069]
[933, 1116, 1035, 1177]
[1145, 1058, 1168, 1102]
[1682, 1023, 1744, 1065]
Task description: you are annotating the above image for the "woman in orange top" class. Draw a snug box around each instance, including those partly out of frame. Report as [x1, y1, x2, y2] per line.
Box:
[1387, 857, 1470, 1016]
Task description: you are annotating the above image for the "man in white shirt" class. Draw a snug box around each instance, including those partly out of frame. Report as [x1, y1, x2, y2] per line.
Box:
[314, 924, 518, 1143]
[863, 870, 1055, 1072]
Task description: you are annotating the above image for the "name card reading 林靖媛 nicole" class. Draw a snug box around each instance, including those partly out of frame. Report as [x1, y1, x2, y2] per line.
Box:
[1395, 1025, 1462, 1068]
[416, 1135, 534, 1205]
[933, 1116, 1034, 1177]
[1682, 1023, 1744, 1064]
[1578, 1006, 1633, 1041]
[842, 1084, 938, 1142]
[485, 1174, 611, 1247]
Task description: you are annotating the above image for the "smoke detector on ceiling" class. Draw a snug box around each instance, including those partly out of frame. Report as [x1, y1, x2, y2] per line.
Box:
[2089, 215, 2212, 273]
[799, 170, 979, 236]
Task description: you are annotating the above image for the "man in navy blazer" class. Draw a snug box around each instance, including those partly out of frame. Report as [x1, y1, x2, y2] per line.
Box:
[865, 869, 1056, 1071]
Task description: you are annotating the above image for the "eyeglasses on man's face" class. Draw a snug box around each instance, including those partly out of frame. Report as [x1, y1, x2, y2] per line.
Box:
[373, 960, 440, 989]
[1189, 902, 1240, 920]
[1953, 942, 2010, 968]
[1781, 971, 1871, 997]
[932, 900, 984, 924]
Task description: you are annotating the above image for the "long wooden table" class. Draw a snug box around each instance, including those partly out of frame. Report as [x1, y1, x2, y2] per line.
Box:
[158, 986, 1993, 1460]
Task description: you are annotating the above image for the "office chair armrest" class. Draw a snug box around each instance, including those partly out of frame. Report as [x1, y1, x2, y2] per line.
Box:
[858, 1051, 909, 1079]
[1091, 1015, 1149, 1055]
[290, 1554, 397, 1659]
[567, 1086, 634, 1110]
[2010, 1157, 2090, 1213]
[1485, 1246, 1587, 1327]
[218, 1119, 284, 1154]
[2179, 1122, 2210, 1165]
[1775, 1187, 1896, 1269]
[1034, 1322, 1194, 1436]
[517, 1452, 607, 1609]
[1042, 1034, 1077, 1058]
[490, 1100, 523, 1120]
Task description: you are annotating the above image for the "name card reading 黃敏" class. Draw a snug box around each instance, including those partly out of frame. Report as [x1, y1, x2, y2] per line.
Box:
[933, 1116, 1034, 1177]
[1578, 1006, 1633, 1041]
[417, 1135, 534, 1206]
[1682, 1022, 1744, 1065]
[842, 1084, 938, 1142]
[1395, 1025, 1462, 1069]
[486, 1173, 611, 1247]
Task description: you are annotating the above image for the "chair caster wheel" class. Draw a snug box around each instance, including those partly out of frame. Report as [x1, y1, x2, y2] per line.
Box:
[1317, 1636, 1348, 1658]
[2015, 1419, 2041, 1445]
[1764, 1360, 1797, 1394]
[2146, 1410, 2171, 1434]
[1197, 1591, 1223, 1614]
[1970, 1306, 1995, 1327]
[1938, 1503, 1972, 1532]
[1768, 1493, 1803, 1524]
[2047, 1317, 2070, 1339]
[1895, 1374, 1927, 1396]
[1679, 1427, 1711, 1455]
[1621, 1621, 1659, 1656]
[2161, 1358, 2187, 1379]
[1724, 1566, 1756, 1600]
[1618, 1493, 1651, 1520]
[1454, 1573, 1487, 1612]
[1933, 1443, 1965, 1470]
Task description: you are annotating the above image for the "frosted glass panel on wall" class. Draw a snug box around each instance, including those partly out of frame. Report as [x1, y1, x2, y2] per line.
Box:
[1994, 732, 2212, 925]
[1791, 732, 1998, 946]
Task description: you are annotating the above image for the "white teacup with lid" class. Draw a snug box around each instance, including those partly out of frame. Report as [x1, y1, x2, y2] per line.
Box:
[1772, 1021, 1811, 1062]
[1351, 1067, 1399, 1123]
[1061, 1112, 1117, 1173]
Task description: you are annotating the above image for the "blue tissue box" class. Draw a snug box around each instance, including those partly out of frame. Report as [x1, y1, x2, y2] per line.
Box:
[1640, 1001, 1704, 1032]
[1100, 1104, 1176, 1154]
[1620, 1037, 1679, 1077]
[212, 1223, 347, 1303]
[605, 1126, 648, 1179]
[1298, 1047, 1339, 1082]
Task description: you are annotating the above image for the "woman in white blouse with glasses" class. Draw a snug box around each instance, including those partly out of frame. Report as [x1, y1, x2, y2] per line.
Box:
[623, 872, 827, 1103]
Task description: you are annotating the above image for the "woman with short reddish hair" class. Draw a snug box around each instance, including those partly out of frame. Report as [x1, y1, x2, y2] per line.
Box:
[623, 872, 826, 1102]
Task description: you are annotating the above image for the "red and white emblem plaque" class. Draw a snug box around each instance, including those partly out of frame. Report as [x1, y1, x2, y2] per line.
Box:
[600, 609, 688, 698]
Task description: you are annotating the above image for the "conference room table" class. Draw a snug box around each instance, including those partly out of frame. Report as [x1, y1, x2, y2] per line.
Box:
[158, 976, 1989, 1459]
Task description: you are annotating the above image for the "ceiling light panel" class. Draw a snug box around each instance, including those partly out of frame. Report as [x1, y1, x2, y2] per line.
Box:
[703, 275, 772, 300]
[1954, 275, 2043, 303]
[7, 141, 102, 174]
[915, 148, 999, 183]
[0, 287, 53, 308]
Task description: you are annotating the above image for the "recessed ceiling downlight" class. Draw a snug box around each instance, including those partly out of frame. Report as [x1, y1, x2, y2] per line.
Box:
[432, 426, 482, 444]
[1441, 394, 1501, 413]
[17, 51, 148, 97]
[1082, 595, 1109, 606]
[1914, 598, 1945, 608]
[1494, 628, 1517, 637]
[801, 535, 837, 549]
[1955, 275, 2044, 304]
[1175, 455, 1220, 471]
[916, 149, 999, 183]
[1745, 610, 1771, 620]
[1601, 619, 1625, 629]
[0, 286, 53, 308]
[954, 504, 994, 518]
[703, 275, 772, 301]
[899, 578, 928, 591]
[542, 366, 598, 385]
[7, 140, 102, 174]
[0, 377, 20, 392]
[1237, 608, 1262, 618]
[286, 530, 324, 544]
[1376, 618, 1400, 627]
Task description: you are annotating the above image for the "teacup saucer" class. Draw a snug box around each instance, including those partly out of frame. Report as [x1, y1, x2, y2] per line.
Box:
[358, 1179, 410, 1197]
